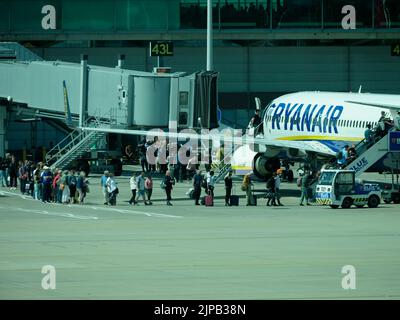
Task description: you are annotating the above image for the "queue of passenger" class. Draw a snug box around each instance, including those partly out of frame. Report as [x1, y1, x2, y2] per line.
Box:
[0, 154, 89, 204]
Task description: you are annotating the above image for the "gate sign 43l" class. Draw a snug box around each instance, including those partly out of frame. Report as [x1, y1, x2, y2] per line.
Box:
[150, 42, 174, 57]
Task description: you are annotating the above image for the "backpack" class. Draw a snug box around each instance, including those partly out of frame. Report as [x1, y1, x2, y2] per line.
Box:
[69, 175, 77, 186]
[267, 177, 274, 189]
[336, 150, 343, 160]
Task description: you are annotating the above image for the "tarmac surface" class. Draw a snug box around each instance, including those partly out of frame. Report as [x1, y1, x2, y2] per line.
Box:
[1, 168, 400, 299]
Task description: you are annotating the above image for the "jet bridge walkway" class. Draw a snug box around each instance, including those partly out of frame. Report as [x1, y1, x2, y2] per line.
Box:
[0, 42, 219, 167]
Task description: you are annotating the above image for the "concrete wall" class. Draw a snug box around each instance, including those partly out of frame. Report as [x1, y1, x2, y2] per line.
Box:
[31, 45, 400, 98]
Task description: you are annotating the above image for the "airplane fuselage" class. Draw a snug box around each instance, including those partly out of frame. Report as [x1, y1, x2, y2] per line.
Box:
[231, 91, 400, 177]
[264, 91, 393, 153]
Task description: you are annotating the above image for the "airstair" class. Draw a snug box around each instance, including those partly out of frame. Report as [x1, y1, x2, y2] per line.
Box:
[45, 117, 109, 170]
[213, 148, 236, 183]
[344, 128, 397, 177]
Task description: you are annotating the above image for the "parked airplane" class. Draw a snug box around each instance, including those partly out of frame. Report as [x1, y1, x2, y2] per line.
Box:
[231, 91, 400, 178]
[82, 91, 400, 179]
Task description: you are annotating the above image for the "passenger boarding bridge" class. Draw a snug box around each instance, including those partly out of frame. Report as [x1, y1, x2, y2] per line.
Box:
[0, 43, 218, 169]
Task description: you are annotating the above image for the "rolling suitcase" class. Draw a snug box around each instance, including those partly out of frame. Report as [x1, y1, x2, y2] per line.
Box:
[205, 195, 214, 207]
[230, 195, 239, 206]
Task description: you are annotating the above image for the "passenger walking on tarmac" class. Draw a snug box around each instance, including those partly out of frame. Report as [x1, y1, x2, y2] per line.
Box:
[18, 161, 27, 194]
[224, 171, 233, 206]
[242, 173, 252, 206]
[207, 170, 216, 198]
[76, 171, 87, 204]
[266, 174, 277, 206]
[128, 172, 137, 205]
[106, 173, 118, 206]
[299, 171, 312, 206]
[163, 170, 174, 206]
[193, 170, 203, 205]
[53, 169, 62, 203]
[33, 169, 42, 201]
[136, 171, 147, 205]
[60, 170, 70, 204]
[101, 170, 109, 205]
[274, 171, 284, 206]
[8, 155, 18, 190]
[68, 170, 78, 204]
[145, 175, 153, 205]
[41, 166, 53, 203]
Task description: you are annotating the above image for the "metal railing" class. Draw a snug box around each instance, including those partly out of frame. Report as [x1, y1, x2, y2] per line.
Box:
[45, 114, 110, 165]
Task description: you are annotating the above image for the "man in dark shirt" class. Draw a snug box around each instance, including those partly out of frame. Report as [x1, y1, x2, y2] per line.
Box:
[251, 109, 263, 135]
[193, 170, 203, 206]
[377, 111, 392, 137]
[163, 171, 174, 206]
[8, 155, 18, 189]
[224, 171, 233, 206]
[41, 166, 53, 203]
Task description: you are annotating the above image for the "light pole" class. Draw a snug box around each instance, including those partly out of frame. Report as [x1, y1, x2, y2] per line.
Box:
[206, 0, 213, 71]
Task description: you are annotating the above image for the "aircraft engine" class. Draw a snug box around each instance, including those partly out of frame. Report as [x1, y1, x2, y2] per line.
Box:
[230, 145, 281, 180]
[252, 153, 281, 179]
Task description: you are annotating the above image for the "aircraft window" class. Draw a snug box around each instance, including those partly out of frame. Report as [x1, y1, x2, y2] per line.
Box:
[346, 120, 349, 127]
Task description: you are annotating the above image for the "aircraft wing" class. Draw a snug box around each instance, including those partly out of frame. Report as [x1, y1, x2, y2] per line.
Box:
[253, 137, 337, 155]
[83, 126, 337, 156]
[345, 99, 400, 112]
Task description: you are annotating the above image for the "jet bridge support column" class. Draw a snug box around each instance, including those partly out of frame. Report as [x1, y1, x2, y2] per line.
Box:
[79, 54, 88, 128]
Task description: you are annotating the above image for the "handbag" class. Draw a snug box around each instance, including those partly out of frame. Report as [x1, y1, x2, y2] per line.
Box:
[160, 181, 166, 189]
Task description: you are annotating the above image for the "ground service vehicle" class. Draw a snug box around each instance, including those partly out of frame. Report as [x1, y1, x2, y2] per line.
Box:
[315, 169, 381, 209]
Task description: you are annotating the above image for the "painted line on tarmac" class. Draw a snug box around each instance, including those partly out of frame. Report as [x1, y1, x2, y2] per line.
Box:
[0, 190, 36, 201]
[89, 206, 183, 219]
[0, 190, 182, 219]
[0, 205, 99, 220]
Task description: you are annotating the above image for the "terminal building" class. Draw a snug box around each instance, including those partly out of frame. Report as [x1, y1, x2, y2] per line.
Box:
[0, 0, 400, 160]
